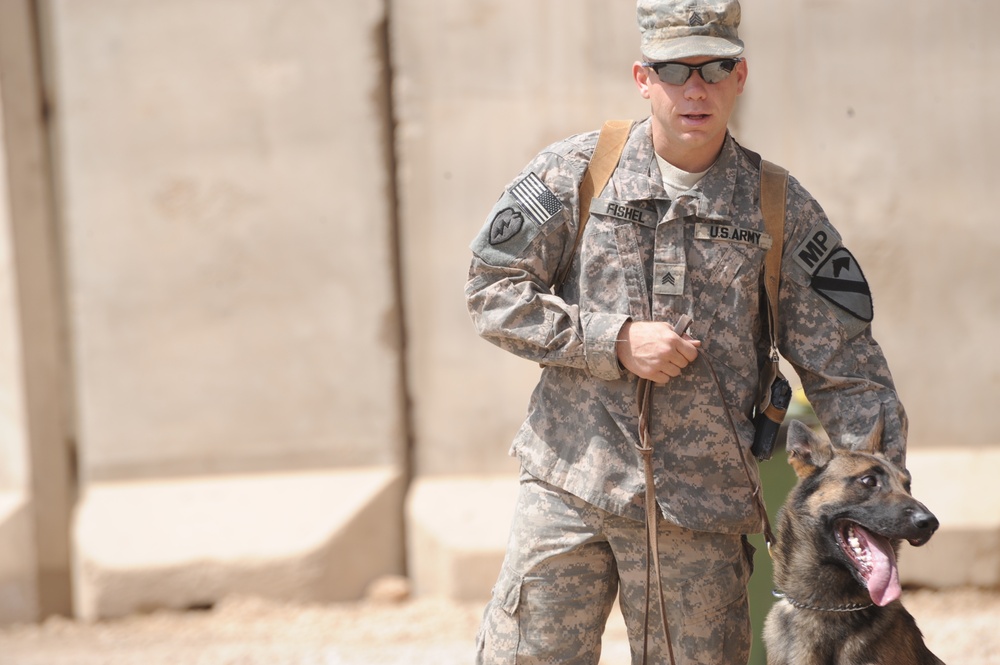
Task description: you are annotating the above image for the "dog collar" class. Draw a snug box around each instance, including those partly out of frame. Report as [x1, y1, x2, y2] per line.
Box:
[772, 589, 874, 613]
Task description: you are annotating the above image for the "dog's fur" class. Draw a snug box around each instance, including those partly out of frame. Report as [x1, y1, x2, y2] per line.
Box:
[763, 419, 944, 665]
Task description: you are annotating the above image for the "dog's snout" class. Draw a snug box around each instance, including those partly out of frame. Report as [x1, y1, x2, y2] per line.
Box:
[905, 505, 939, 547]
[911, 509, 939, 533]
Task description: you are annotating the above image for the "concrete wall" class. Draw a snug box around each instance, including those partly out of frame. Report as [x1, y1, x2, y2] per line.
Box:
[0, 75, 39, 625]
[0, 0, 75, 621]
[738, 0, 1000, 452]
[0, 0, 997, 623]
[392, 0, 650, 476]
[1, 0, 408, 620]
[46, 0, 405, 481]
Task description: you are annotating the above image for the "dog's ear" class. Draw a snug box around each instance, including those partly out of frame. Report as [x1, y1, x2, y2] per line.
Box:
[785, 419, 833, 478]
[858, 405, 886, 456]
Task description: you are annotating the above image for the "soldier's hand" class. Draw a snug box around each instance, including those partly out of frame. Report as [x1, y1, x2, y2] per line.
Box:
[617, 320, 700, 385]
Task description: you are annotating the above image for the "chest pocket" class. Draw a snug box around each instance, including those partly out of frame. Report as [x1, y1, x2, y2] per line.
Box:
[577, 199, 658, 321]
[689, 224, 768, 377]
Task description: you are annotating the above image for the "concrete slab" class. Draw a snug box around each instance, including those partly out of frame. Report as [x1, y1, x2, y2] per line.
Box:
[406, 475, 519, 601]
[0, 491, 38, 624]
[900, 448, 1000, 588]
[72, 468, 404, 620]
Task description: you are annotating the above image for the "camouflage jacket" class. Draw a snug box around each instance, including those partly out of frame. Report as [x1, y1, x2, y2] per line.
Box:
[465, 118, 907, 534]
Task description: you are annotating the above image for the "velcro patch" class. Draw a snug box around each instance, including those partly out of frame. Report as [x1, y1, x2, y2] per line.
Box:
[694, 223, 772, 249]
[510, 172, 563, 226]
[653, 262, 686, 296]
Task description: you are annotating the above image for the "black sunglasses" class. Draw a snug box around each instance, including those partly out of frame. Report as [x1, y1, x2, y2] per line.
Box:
[643, 58, 743, 85]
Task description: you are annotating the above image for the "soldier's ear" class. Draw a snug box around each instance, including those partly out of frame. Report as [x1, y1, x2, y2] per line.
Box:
[786, 419, 833, 478]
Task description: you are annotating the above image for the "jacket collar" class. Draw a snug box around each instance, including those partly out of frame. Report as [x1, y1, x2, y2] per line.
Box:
[610, 117, 740, 224]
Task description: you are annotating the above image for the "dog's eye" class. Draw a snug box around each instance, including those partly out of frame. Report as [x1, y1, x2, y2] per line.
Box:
[859, 475, 878, 488]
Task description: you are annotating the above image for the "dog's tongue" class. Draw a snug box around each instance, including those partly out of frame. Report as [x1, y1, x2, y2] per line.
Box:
[856, 525, 900, 606]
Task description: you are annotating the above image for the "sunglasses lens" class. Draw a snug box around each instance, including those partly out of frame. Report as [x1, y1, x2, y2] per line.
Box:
[701, 60, 737, 83]
[655, 63, 692, 85]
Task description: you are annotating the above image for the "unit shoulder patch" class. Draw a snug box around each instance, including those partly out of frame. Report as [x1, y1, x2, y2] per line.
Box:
[810, 247, 873, 322]
[489, 207, 524, 245]
[470, 197, 542, 266]
[792, 224, 873, 322]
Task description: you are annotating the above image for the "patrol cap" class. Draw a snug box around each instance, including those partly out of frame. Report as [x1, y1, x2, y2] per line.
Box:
[637, 0, 744, 62]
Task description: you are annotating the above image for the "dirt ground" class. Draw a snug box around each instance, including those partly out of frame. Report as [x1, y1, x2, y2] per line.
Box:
[0, 586, 998, 665]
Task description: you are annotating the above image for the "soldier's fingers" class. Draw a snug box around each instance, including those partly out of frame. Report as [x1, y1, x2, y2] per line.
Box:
[661, 361, 682, 377]
[676, 340, 701, 363]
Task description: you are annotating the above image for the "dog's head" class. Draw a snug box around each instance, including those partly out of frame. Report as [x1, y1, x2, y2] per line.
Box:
[783, 419, 939, 607]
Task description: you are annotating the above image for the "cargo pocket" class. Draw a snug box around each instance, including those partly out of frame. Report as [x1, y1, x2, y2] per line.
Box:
[672, 553, 752, 665]
[476, 565, 523, 665]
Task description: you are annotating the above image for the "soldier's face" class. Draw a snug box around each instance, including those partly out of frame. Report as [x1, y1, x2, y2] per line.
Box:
[634, 56, 747, 171]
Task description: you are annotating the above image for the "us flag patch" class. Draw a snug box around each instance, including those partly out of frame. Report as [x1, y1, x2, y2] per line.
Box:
[510, 173, 563, 225]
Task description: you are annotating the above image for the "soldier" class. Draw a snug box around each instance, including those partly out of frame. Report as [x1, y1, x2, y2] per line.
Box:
[465, 1, 907, 663]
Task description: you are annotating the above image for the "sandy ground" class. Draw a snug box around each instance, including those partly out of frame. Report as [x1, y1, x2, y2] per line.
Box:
[1, 587, 999, 665]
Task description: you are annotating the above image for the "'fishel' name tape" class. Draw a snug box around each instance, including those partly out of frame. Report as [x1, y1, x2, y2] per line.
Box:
[590, 199, 657, 227]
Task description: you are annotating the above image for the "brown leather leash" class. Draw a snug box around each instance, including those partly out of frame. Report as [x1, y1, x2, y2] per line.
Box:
[634, 316, 689, 665]
[636, 314, 775, 665]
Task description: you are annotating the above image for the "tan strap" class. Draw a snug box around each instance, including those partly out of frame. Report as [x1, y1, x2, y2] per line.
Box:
[551, 119, 634, 292]
[760, 160, 788, 354]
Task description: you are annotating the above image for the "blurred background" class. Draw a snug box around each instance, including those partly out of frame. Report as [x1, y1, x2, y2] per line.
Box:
[0, 0, 998, 663]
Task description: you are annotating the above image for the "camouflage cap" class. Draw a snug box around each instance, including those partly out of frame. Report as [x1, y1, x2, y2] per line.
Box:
[637, 0, 744, 62]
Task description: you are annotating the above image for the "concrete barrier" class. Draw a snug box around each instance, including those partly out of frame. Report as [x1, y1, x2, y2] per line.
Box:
[407, 448, 1000, 603]
[407, 475, 518, 601]
[900, 449, 1000, 589]
[73, 468, 403, 620]
[0, 492, 37, 623]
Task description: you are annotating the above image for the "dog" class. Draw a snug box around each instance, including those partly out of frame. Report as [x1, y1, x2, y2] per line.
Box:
[763, 418, 944, 665]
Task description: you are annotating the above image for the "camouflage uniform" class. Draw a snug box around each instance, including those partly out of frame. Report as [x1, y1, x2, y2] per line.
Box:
[466, 118, 906, 664]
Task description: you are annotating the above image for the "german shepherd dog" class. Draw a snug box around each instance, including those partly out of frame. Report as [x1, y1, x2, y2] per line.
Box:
[763, 419, 944, 665]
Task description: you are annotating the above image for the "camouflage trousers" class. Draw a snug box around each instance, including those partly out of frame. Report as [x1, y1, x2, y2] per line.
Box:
[476, 470, 753, 665]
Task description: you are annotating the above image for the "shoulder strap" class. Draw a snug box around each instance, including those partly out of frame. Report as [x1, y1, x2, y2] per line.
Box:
[551, 119, 634, 292]
[760, 160, 788, 358]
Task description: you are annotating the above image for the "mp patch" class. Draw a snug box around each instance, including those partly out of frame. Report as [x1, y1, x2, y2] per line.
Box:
[809, 247, 873, 322]
[510, 172, 563, 226]
[793, 224, 837, 274]
[489, 207, 524, 245]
